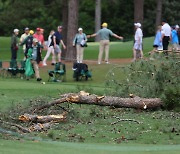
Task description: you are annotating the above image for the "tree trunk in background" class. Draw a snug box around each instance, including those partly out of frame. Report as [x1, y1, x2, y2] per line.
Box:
[95, 0, 101, 42]
[65, 0, 79, 61]
[155, 0, 162, 32]
[134, 0, 144, 27]
[62, 0, 68, 59]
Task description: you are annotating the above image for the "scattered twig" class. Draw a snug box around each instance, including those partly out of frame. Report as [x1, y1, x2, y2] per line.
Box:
[111, 116, 142, 125]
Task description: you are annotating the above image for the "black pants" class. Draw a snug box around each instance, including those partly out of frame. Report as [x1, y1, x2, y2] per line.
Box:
[162, 36, 170, 50]
[11, 47, 17, 60]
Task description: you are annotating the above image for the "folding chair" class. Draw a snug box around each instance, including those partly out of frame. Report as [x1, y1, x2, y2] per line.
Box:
[73, 63, 92, 81]
[6, 60, 19, 77]
[48, 62, 66, 82]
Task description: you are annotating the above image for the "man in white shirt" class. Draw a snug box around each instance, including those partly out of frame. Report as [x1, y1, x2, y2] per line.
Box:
[161, 20, 171, 51]
[20, 27, 29, 60]
[133, 23, 143, 61]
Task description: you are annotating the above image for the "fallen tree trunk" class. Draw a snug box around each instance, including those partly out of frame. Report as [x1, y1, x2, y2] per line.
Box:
[35, 91, 163, 110]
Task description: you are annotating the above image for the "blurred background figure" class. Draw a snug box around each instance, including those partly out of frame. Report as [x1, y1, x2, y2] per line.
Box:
[43, 30, 55, 66]
[20, 27, 29, 60]
[11, 29, 19, 60]
[73, 27, 87, 63]
[133, 23, 143, 61]
[171, 25, 179, 51]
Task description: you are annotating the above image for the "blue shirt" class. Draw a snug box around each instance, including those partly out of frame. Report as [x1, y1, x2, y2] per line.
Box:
[73, 33, 87, 45]
[153, 31, 162, 47]
[96, 28, 114, 40]
[54, 31, 63, 45]
[171, 30, 179, 44]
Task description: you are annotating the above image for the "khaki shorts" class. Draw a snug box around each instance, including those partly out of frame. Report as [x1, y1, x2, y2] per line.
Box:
[54, 45, 61, 53]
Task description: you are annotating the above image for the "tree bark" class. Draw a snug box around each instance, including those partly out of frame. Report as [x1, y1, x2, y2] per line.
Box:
[65, 0, 79, 61]
[35, 92, 163, 110]
[95, 0, 101, 42]
[62, 0, 68, 59]
[155, 0, 163, 32]
[19, 112, 67, 123]
[134, 0, 144, 26]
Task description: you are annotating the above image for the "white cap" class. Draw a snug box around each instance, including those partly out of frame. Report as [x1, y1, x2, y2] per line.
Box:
[175, 25, 179, 29]
[134, 23, 141, 28]
[78, 27, 83, 31]
[33, 38, 38, 43]
[14, 29, 19, 33]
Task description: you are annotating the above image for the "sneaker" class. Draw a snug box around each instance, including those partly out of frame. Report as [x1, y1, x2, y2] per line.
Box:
[43, 62, 47, 66]
[98, 62, 101, 64]
[105, 61, 109, 64]
[37, 78, 42, 81]
[51, 63, 55, 65]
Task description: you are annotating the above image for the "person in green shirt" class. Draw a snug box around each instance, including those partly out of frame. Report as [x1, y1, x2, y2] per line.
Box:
[87, 23, 123, 64]
[11, 29, 19, 60]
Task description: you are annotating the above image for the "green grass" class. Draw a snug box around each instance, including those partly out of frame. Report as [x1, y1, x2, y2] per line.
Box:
[0, 37, 154, 60]
[0, 139, 180, 154]
[0, 37, 180, 153]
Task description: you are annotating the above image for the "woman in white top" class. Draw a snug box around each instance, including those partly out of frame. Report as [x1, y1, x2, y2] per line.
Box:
[43, 30, 55, 66]
[133, 23, 143, 61]
[73, 28, 87, 63]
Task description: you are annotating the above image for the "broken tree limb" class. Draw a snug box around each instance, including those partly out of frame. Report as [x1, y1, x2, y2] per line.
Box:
[29, 122, 52, 132]
[19, 112, 67, 123]
[35, 91, 163, 110]
[0, 120, 31, 133]
[33, 98, 67, 112]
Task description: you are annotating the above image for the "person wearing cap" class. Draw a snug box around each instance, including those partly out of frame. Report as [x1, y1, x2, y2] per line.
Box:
[52, 26, 66, 64]
[21, 30, 34, 59]
[10, 29, 19, 60]
[25, 38, 43, 81]
[87, 22, 123, 64]
[33, 28, 46, 64]
[33, 28, 45, 45]
[133, 23, 143, 61]
[73, 27, 87, 63]
[161, 20, 171, 51]
[20, 27, 29, 60]
[171, 26, 179, 51]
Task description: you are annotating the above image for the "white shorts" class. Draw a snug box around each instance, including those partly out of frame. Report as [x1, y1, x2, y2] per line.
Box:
[134, 41, 142, 50]
[54, 45, 61, 53]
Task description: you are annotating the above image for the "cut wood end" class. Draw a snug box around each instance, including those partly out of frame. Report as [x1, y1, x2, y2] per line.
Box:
[19, 115, 30, 122]
[79, 91, 90, 96]
[97, 96, 105, 101]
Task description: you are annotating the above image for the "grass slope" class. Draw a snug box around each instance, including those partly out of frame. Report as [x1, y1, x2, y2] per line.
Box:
[0, 139, 180, 154]
[0, 37, 179, 153]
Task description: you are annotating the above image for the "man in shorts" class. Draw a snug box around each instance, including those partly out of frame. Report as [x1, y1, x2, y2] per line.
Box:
[52, 26, 66, 64]
[133, 23, 143, 61]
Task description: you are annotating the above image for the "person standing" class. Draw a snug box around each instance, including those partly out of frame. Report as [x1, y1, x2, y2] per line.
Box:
[53, 26, 66, 64]
[73, 28, 87, 63]
[25, 38, 43, 81]
[20, 27, 29, 60]
[43, 30, 55, 66]
[171, 26, 179, 51]
[11, 29, 19, 60]
[153, 25, 162, 51]
[21, 30, 34, 59]
[133, 23, 143, 61]
[87, 22, 123, 64]
[161, 20, 171, 51]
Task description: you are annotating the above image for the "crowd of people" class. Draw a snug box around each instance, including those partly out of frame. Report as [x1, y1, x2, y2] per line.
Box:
[9, 21, 180, 81]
